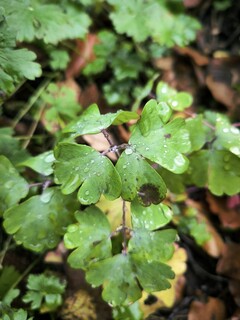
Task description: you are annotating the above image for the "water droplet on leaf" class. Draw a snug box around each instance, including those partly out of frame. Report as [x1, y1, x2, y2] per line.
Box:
[68, 225, 78, 233]
[125, 148, 133, 155]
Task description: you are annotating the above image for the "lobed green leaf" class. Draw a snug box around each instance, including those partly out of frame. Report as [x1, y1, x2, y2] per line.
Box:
[64, 206, 112, 269]
[54, 142, 122, 204]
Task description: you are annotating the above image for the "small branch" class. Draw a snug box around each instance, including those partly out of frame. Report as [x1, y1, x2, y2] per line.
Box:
[122, 200, 127, 255]
[12, 79, 51, 129]
[101, 143, 129, 156]
[29, 180, 52, 190]
[22, 104, 46, 149]
[0, 236, 12, 269]
[101, 129, 120, 157]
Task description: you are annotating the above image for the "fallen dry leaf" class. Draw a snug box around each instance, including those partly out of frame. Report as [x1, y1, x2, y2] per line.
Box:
[60, 289, 97, 320]
[82, 133, 117, 161]
[207, 192, 240, 229]
[217, 243, 240, 280]
[188, 297, 226, 320]
[66, 34, 98, 79]
[175, 47, 209, 66]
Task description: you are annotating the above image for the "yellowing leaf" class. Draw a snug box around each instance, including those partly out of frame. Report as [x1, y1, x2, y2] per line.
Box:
[96, 196, 131, 232]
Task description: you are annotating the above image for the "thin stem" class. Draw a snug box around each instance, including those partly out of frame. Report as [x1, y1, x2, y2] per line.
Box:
[12, 79, 51, 129]
[122, 200, 127, 255]
[8, 256, 42, 292]
[22, 103, 46, 149]
[101, 129, 129, 254]
[101, 129, 120, 157]
[0, 236, 12, 269]
[101, 143, 129, 156]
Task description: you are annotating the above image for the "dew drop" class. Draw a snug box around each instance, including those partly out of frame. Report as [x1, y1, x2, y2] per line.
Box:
[90, 160, 95, 164]
[230, 146, 240, 156]
[171, 101, 178, 107]
[224, 164, 231, 170]
[123, 165, 127, 169]
[85, 190, 90, 196]
[223, 128, 229, 133]
[84, 167, 89, 173]
[174, 155, 185, 166]
[230, 127, 239, 134]
[125, 148, 133, 155]
[75, 166, 79, 171]
[145, 147, 149, 151]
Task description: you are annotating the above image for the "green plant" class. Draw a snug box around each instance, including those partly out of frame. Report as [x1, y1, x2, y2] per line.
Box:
[1, 0, 239, 318]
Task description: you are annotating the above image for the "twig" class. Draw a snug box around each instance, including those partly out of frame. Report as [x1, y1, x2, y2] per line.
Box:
[12, 79, 50, 128]
[22, 103, 46, 149]
[101, 143, 129, 156]
[101, 129, 120, 157]
[0, 236, 12, 269]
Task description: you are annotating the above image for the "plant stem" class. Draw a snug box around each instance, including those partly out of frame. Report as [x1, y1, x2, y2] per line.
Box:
[0, 236, 12, 269]
[122, 200, 127, 255]
[101, 129, 129, 254]
[22, 103, 46, 149]
[9, 256, 42, 291]
[12, 79, 51, 128]
[101, 129, 120, 157]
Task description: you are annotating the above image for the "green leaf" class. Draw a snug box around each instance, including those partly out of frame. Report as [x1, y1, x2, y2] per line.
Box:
[186, 150, 209, 187]
[63, 104, 139, 137]
[0, 156, 29, 215]
[129, 229, 176, 263]
[20, 151, 55, 176]
[0, 128, 29, 165]
[49, 49, 70, 71]
[158, 167, 185, 194]
[41, 83, 81, 132]
[108, 0, 149, 42]
[113, 301, 143, 320]
[64, 206, 112, 269]
[23, 274, 65, 312]
[54, 143, 122, 204]
[156, 81, 193, 111]
[0, 266, 20, 300]
[208, 150, 240, 195]
[145, 4, 201, 47]
[0, 304, 32, 320]
[3, 289, 20, 306]
[83, 30, 117, 75]
[131, 258, 174, 292]
[3, 0, 91, 44]
[214, 115, 240, 157]
[185, 115, 209, 152]
[131, 200, 172, 230]
[107, 0, 200, 47]
[116, 150, 167, 205]
[187, 150, 240, 195]
[86, 254, 142, 306]
[0, 11, 41, 94]
[3, 187, 78, 252]
[130, 100, 191, 173]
